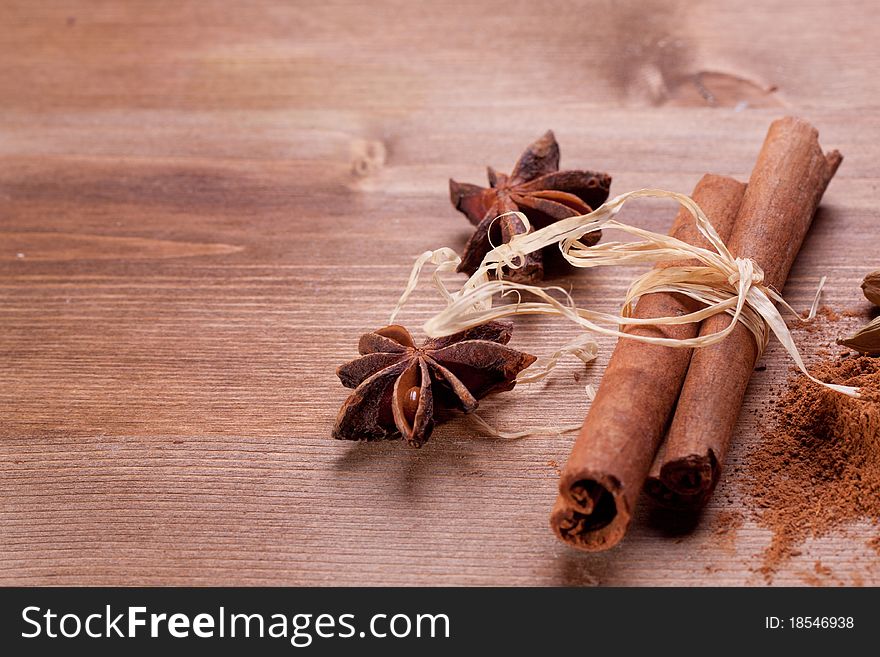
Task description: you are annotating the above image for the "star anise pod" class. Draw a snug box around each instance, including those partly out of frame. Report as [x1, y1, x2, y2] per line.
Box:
[333, 321, 536, 447]
[449, 130, 611, 282]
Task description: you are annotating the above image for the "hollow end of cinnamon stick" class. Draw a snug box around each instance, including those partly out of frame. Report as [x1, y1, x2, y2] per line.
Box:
[550, 476, 628, 551]
[644, 451, 720, 510]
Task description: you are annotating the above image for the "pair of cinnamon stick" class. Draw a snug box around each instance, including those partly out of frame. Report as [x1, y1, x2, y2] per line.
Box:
[551, 117, 841, 551]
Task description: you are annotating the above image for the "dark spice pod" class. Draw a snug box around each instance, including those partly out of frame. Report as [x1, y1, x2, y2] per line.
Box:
[837, 315, 880, 355]
[861, 270, 880, 306]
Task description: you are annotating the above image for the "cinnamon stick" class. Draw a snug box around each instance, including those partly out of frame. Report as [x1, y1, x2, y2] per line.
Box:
[645, 116, 842, 510]
[550, 174, 746, 551]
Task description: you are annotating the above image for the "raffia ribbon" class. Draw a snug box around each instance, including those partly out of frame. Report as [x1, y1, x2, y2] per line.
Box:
[391, 189, 859, 398]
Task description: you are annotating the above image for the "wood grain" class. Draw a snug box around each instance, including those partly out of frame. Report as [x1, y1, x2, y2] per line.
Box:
[2, 0, 879, 586]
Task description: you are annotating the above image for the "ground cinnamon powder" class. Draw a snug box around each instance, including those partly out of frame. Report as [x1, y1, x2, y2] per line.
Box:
[746, 353, 880, 579]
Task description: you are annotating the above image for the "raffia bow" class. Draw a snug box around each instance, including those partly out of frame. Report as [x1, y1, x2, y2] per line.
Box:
[392, 189, 859, 398]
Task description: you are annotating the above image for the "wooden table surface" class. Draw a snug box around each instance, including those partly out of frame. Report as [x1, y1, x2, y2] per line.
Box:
[2, 0, 879, 586]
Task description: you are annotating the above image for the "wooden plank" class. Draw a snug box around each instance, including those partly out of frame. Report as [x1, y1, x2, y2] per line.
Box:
[1, 0, 879, 586]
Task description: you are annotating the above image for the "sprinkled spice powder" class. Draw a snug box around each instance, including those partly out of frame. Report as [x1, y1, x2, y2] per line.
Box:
[746, 354, 880, 580]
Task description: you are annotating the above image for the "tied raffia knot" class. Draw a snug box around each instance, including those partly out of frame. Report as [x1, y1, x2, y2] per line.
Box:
[729, 257, 764, 288]
[392, 189, 860, 398]
[715, 256, 771, 357]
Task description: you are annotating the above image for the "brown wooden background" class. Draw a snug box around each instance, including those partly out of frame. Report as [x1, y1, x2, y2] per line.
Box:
[2, 0, 879, 586]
